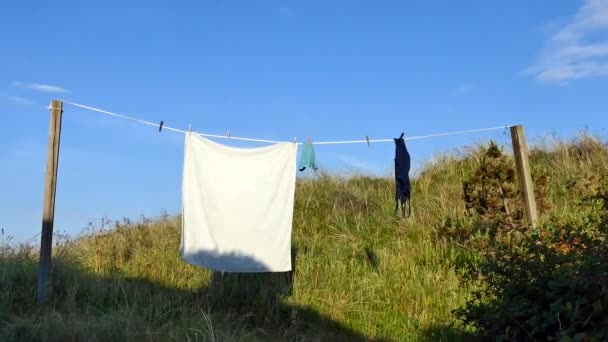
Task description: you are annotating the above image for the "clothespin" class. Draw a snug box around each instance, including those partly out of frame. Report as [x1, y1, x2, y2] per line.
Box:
[293, 137, 297, 144]
[227, 130, 231, 139]
[365, 135, 370, 147]
[307, 136, 311, 144]
[399, 132, 404, 139]
[158, 120, 164, 132]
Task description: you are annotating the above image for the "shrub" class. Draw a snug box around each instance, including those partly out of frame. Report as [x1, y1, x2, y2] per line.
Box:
[455, 176, 608, 340]
[455, 218, 608, 340]
[439, 141, 551, 247]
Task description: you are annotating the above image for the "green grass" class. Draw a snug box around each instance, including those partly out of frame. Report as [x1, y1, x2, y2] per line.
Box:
[1, 134, 607, 341]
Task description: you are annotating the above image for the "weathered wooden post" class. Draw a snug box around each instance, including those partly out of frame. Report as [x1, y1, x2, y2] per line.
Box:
[510, 125, 538, 227]
[37, 100, 63, 304]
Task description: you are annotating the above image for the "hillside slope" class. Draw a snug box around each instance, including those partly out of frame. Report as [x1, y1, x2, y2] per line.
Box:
[1, 134, 606, 341]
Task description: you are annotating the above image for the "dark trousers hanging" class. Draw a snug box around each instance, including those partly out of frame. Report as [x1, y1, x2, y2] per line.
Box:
[394, 134, 411, 218]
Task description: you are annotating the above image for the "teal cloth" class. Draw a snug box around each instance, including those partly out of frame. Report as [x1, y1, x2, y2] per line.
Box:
[298, 142, 318, 171]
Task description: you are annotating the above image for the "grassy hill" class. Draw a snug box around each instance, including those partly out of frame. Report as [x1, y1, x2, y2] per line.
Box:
[1, 134, 607, 341]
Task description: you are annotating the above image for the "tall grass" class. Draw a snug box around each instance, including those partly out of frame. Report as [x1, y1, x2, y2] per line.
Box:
[1, 134, 606, 341]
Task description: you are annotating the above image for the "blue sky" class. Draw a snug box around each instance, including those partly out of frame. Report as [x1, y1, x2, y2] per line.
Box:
[1, 1, 608, 242]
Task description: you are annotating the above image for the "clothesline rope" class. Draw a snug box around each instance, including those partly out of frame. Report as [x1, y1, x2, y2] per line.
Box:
[61, 100, 512, 145]
[312, 126, 511, 144]
[62, 101, 189, 134]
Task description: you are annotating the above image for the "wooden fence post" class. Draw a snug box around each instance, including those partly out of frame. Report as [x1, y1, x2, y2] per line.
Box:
[37, 100, 63, 304]
[510, 125, 538, 227]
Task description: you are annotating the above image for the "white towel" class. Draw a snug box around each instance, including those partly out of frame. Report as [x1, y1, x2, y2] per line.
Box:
[181, 133, 297, 272]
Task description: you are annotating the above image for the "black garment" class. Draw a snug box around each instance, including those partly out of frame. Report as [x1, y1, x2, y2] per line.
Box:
[394, 133, 411, 218]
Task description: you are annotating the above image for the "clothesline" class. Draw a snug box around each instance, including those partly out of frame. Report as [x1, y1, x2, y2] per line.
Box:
[61, 100, 512, 145]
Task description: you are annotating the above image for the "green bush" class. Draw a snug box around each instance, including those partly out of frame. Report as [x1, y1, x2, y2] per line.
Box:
[438, 141, 551, 248]
[455, 216, 608, 340]
[451, 143, 608, 340]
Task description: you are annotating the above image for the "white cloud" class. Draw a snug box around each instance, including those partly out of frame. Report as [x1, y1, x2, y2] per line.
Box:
[12, 81, 69, 93]
[528, 0, 608, 83]
[0, 92, 33, 105]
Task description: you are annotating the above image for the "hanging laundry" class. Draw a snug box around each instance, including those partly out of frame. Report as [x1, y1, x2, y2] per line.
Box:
[394, 133, 411, 218]
[181, 133, 297, 272]
[298, 139, 318, 171]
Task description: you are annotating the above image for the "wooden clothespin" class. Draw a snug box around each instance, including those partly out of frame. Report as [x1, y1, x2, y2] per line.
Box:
[365, 135, 370, 147]
[158, 121, 164, 132]
[307, 136, 311, 144]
